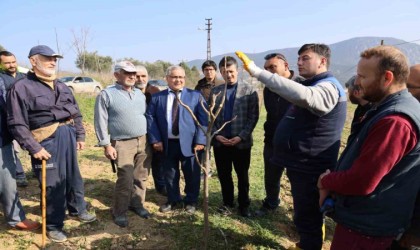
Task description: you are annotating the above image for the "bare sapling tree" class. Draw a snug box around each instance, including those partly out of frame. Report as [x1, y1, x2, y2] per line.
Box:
[176, 58, 236, 249]
[70, 27, 91, 74]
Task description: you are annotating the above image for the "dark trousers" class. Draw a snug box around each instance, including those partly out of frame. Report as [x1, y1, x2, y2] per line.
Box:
[31, 125, 87, 231]
[263, 142, 284, 208]
[287, 169, 323, 250]
[213, 146, 251, 208]
[151, 151, 166, 191]
[163, 140, 201, 204]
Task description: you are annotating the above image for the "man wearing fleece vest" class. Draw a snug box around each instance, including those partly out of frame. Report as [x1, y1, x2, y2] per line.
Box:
[236, 44, 347, 250]
[318, 46, 420, 249]
[94, 61, 152, 228]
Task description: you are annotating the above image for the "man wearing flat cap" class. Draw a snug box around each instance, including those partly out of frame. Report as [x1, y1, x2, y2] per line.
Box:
[7, 45, 96, 243]
[94, 61, 152, 227]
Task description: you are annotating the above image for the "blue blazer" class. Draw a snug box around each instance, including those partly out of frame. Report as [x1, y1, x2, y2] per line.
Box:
[146, 88, 208, 157]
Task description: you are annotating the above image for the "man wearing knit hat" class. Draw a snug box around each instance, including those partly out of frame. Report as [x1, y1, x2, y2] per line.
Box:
[7, 45, 96, 243]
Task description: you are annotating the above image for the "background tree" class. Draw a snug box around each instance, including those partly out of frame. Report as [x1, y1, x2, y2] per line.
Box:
[0, 44, 6, 51]
[71, 27, 91, 74]
[75, 51, 112, 73]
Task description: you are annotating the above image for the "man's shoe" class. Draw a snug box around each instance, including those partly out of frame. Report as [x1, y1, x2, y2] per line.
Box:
[47, 230, 68, 243]
[217, 204, 234, 216]
[254, 206, 276, 217]
[13, 219, 41, 231]
[185, 204, 196, 214]
[130, 206, 151, 219]
[159, 202, 178, 213]
[239, 207, 252, 218]
[16, 177, 28, 187]
[70, 211, 97, 223]
[113, 214, 128, 227]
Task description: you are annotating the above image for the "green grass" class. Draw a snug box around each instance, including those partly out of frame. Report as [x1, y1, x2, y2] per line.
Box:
[7, 93, 356, 249]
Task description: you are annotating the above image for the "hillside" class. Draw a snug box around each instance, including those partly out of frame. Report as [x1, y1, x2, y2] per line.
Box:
[187, 36, 420, 84]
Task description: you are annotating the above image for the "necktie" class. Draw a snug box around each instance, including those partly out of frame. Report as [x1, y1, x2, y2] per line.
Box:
[171, 90, 179, 136]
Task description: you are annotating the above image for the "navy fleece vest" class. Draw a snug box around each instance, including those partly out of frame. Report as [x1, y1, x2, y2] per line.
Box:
[271, 73, 347, 174]
[333, 89, 420, 237]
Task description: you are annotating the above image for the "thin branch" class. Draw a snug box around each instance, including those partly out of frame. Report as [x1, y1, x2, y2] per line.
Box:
[200, 98, 210, 117]
[194, 149, 207, 173]
[176, 96, 206, 134]
[213, 115, 237, 135]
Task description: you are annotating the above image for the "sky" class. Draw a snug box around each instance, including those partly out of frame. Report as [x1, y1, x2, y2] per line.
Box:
[2, 0, 420, 72]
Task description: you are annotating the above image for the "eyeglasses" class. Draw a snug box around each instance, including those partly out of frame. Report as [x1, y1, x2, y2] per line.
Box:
[168, 76, 185, 79]
[264, 53, 287, 62]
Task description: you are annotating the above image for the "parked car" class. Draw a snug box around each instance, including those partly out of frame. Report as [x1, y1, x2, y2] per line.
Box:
[59, 76, 103, 94]
[148, 79, 168, 90]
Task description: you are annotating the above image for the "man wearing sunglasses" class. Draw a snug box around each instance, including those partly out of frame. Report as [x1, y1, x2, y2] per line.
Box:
[255, 53, 304, 217]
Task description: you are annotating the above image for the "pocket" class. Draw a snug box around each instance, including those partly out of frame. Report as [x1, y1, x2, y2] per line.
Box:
[31, 94, 53, 110]
[32, 161, 59, 187]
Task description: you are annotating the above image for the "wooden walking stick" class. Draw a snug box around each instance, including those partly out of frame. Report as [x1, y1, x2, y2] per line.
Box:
[41, 159, 47, 248]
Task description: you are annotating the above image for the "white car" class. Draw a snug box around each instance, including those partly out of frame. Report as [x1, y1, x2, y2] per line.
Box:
[59, 76, 103, 94]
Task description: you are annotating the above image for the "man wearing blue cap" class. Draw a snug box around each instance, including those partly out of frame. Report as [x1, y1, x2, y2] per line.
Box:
[7, 45, 96, 242]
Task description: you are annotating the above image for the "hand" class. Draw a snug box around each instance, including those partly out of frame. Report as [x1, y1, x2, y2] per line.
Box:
[33, 148, 51, 160]
[152, 142, 163, 152]
[77, 141, 85, 150]
[235, 51, 261, 76]
[317, 169, 331, 189]
[228, 136, 242, 146]
[216, 135, 230, 146]
[194, 144, 205, 151]
[104, 145, 117, 160]
[319, 189, 330, 208]
[399, 231, 420, 248]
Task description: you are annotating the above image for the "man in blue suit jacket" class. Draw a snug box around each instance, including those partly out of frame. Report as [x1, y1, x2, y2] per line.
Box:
[146, 65, 208, 213]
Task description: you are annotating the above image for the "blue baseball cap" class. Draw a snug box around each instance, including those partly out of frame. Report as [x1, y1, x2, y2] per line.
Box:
[28, 45, 63, 58]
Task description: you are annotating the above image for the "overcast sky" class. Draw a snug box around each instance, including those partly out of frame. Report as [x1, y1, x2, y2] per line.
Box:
[2, 0, 420, 71]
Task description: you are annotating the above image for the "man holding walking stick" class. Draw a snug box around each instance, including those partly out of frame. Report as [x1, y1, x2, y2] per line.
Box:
[7, 45, 96, 243]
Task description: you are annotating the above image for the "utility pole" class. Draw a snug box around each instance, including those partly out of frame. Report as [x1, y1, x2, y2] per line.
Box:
[205, 18, 212, 60]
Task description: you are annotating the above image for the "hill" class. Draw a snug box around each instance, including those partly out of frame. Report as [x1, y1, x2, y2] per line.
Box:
[187, 36, 420, 84]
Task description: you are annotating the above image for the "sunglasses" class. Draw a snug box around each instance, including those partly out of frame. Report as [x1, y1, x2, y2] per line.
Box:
[264, 53, 287, 62]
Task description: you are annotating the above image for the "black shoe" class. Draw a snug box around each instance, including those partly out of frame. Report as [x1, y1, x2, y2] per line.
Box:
[130, 206, 151, 219]
[217, 204, 234, 216]
[254, 206, 275, 217]
[113, 214, 128, 227]
[239, 207, 251, 218]
[185, 204, 196, 214]
[159, 202, 178, 213]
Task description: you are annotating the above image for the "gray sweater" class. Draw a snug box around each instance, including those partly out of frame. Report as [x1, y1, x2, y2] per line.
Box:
[94, 84, 147, 146]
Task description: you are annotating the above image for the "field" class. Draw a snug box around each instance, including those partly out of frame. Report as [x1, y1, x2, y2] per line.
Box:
[0, 93, 355, 250]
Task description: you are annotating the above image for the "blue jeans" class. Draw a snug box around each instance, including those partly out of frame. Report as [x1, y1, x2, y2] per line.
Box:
[0, 143, 26, 226]
[287, 169, 323, 250]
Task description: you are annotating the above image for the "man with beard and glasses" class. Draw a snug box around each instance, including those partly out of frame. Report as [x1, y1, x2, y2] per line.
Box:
[7, 45, 96, 243]
[95, 61, 152, 227]
[0, 51, 28, 187]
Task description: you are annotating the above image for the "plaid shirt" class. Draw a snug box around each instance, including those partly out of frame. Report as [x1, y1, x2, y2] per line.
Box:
[211, 81, 259, 149]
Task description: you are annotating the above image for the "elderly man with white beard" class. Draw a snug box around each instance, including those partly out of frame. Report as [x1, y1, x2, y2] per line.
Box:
[7, 45, 96, 243]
